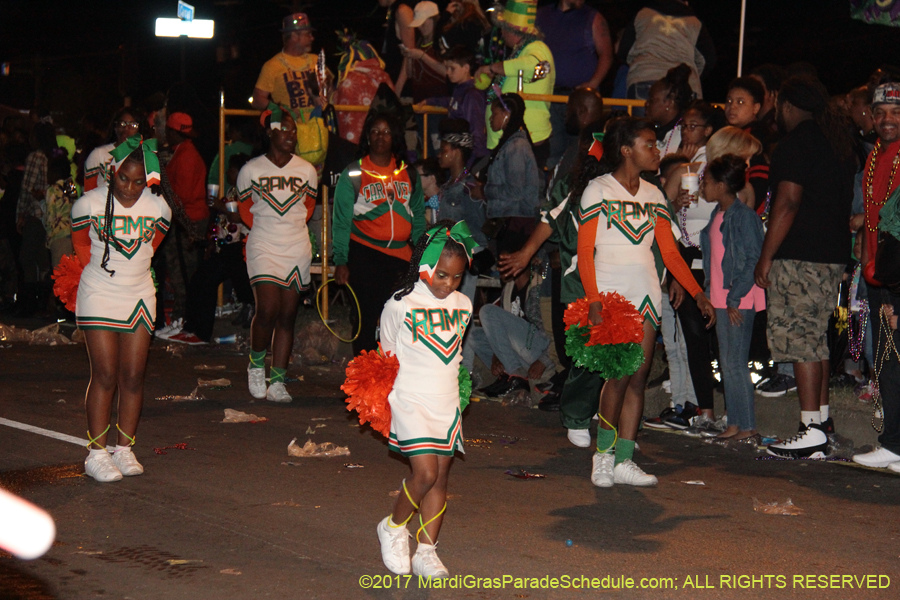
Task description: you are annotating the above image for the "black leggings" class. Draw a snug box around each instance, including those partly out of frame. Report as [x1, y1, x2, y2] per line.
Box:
[347, 240, 409, 355]
[673, 245, 715, 411]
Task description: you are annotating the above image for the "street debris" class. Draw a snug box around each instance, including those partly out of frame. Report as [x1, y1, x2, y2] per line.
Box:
[287, 438, 350, 458]
[153, 443, 195, 455]
[682, 480, 706, 485]
[198, 378, 231, 388]
[753, 498, 803, 516]
[505, 469, 545, 479]
[156, 387, 205, 402]
[222, 409, 267, 423]
[194, 364, 227, 370]
[344, 463, 364, 469]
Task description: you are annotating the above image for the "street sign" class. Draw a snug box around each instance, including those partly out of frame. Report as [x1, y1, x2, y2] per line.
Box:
[155, 18, 214, 38]
[177, 1, 195, 21]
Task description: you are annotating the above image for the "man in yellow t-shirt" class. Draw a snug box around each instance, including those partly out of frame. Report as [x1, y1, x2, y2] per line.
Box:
[252, 13, 321, 113]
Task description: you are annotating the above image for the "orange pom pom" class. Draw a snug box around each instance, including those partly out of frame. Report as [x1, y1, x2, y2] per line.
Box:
[563, 297, 591, 330]
[565, 293, 644, 346]
[341, 346, 398, 437]
[51, 254, 84, 313]
[587, 292, 645, 346]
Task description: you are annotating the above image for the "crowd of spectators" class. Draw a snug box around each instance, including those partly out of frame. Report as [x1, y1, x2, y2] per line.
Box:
[2, 0, 900, 473]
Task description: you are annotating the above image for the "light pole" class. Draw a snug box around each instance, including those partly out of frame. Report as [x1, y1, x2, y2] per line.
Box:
[155, 2, 214, 82]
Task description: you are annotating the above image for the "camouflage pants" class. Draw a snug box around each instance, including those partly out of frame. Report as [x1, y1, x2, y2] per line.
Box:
[766, 259, 844, 363]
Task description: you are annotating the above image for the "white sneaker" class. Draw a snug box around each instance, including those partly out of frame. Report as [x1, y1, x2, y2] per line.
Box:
[84, 451, 123, 482]
[412, 543, 449, 578]
[887, 462, 900, 474]
[248, 365, 267, 399]
[377, 516, 411, 575]
[853, 446, 900, 468]
[155, 318, 183, 340]
[613, 459, 658, 486]
[567, 428, 590, 448]
[590, 452, 615, 488]
[266, 381, 292, 403]
[766, 423, 828, 459]
[111, 448, 144, 476]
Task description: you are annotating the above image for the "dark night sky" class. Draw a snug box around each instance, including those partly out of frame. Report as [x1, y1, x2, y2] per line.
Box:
[2, 0, 900, 130]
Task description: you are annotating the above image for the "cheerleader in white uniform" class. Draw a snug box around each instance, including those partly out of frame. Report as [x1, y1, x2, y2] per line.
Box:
[71, 135, 192, 482]
[376, 221, 476, 579]
[576, 117, 716, 488]
[83, 108, 143, 192]
[236, 104, 317, 403]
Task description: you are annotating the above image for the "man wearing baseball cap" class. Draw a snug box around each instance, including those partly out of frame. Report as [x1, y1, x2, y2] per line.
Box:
[160, 111, 208, 326]
[853, 80, 900, 471]
[251, 13, 322, 114]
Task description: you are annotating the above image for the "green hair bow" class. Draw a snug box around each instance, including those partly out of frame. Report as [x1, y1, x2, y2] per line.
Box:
[109, 135, 160, 187]
[418, 221, 479, 285]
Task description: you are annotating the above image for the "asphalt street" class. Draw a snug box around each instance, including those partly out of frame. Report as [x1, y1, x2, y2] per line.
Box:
[1, 341, 899, 600]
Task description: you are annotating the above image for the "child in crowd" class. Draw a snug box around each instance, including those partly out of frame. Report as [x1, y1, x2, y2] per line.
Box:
[238, 105, 317, 403]
[416, 45, 488, 164]
[700, 155, 766, 440]
[72, 135, 191, 482]
[376, 220, 476, 579]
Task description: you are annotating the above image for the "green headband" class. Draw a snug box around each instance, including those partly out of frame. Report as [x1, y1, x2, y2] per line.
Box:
[260, 101, 283, 130]
[110, 135, 160, 187]
[418, 221, 478, 285]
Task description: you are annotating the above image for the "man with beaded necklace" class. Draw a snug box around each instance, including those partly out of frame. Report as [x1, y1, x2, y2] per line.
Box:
[853, 81, 900, 471]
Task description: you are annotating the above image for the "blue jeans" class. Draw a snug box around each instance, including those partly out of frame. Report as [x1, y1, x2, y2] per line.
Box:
[716, 308, 757, 431]
[463, 304, 552, 377]
[661, 291, 697, 406]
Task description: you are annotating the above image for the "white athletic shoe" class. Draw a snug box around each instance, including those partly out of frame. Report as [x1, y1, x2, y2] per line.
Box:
[248, 365, 267, 399]
[766, 423, 828, 459]
[111, 448, 144, 476]
[887, 461, 900, 474]
[266, 381, 292, 403]
[155, 318, 183, 340]
[853, 446, 900, 468]
[590, 452, 615, 488]
[412, 543, 449, 578]
[377, 517, 411, 575]
[567, 428, 590, 448]
[84, 451, 123, 483]
[613, 459, 658, 487]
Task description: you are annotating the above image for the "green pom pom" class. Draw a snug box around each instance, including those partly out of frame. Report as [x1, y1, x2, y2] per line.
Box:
[458, 365, 472, 411]
[565, 325, 645, 379]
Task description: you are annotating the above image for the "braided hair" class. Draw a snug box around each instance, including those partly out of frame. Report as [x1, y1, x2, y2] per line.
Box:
[393, 219, 469, 300]
[100, 149, 197, 276]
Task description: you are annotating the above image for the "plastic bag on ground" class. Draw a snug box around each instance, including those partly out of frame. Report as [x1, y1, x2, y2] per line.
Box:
[29, 323, 75, 346]
[753, 498, 803, 516]
[292, 321, 339, 366]
[287, 437, 350, 457]
[222, 409, 267, 423]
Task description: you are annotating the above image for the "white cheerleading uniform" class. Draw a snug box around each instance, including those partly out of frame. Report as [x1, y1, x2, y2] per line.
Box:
[71, 187, 171, 333]
[83, 143, 115, 192]
[237, 154, 317, 292]
[579, 174, 672, 326]
[380, 281, 472, 457]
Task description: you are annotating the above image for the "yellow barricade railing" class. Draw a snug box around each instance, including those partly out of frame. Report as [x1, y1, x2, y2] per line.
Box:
[216, 91, 648, 318]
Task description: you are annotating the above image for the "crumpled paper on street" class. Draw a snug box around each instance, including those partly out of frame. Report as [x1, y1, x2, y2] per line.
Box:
[222, 409, 267, 423]
[753, 498, 803, 516]
[287, 437, 350, 458]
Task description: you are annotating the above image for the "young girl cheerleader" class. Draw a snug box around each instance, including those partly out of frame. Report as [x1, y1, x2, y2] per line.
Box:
[375, 220, 477, 578]
[577, 117, 716, 488]
[71, 135, 190, 482]
[83, 107, 143, 192]
[699, 155, 765, 441]
[237, 104, 318, 403]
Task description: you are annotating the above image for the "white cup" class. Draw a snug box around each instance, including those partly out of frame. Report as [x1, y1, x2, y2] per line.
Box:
[681, 172, 699, 195]
[225, 201, 238, 213]
[207, 184, 220, 200]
